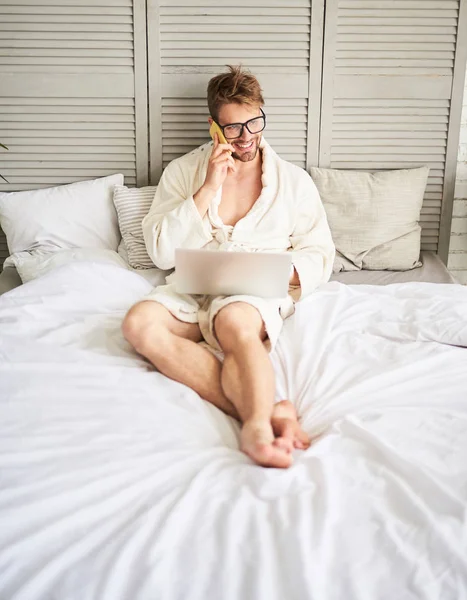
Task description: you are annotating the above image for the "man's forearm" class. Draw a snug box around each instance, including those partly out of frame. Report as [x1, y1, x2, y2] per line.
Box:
[193, 184, 217, 218]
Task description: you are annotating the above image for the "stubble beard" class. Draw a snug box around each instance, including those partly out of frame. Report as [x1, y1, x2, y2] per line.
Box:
[231, 135, 261, 162]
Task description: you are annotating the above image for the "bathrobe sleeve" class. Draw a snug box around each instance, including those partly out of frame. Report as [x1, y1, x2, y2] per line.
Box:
[289, 174, 335, 300]
[142, 159, 213, 270]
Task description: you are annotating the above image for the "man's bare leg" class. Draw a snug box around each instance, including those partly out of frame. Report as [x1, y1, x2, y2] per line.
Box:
[214, 302, 307, 468]
[122, 301, 310, 464]
[123, 301, 239, 418]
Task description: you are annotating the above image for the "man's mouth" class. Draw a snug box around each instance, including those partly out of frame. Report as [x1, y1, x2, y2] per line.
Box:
[233, 140, 254, 151]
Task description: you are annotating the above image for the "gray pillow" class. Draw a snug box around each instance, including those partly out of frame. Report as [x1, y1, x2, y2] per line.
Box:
[113, 184, 157, 269]
[309, 166, 430, 272]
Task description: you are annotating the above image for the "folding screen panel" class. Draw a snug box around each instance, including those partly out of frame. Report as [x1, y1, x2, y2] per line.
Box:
[2, 0, 466, 271]
[319, 0, 467, 261]
[147, 0, 324, 182]
[0, 0, 149, 268]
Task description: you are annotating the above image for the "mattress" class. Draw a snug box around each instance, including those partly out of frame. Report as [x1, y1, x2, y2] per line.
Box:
[0, 260, 466, 600]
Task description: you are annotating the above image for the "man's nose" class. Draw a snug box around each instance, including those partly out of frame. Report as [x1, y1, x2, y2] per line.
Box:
[239, 128, 252, 140]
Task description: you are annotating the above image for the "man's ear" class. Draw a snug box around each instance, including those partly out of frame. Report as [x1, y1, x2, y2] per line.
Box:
[208, 117, 213, 125]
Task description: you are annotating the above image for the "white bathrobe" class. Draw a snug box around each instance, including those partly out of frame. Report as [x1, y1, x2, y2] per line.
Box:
[141, 138, 335, 352]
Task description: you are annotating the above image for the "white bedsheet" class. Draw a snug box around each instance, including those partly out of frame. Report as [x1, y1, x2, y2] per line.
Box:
[0, 261, 466, 600]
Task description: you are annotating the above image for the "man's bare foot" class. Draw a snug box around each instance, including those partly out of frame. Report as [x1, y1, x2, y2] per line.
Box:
[271, 400, 310, 451]
[240, 420, 293, 468]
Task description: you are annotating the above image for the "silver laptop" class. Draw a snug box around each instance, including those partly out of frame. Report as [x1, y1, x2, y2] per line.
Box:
[175, 248, 292, 298]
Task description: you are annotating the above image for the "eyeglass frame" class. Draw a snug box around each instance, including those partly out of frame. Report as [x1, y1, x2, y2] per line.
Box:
[213, 108, 266, 140]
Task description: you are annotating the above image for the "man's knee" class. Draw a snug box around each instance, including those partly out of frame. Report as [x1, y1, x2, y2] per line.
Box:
[214, 302, 265, 348]
[122, 301, 167, 352]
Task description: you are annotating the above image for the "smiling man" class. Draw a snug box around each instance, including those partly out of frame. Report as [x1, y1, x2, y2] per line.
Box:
[123, 65, 335, 469]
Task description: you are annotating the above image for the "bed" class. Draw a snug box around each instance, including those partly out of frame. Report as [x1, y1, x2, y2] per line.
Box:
[0, 244, 466, 600]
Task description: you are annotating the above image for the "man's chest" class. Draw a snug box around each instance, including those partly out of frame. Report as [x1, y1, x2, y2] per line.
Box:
[217, 176, 263, 227]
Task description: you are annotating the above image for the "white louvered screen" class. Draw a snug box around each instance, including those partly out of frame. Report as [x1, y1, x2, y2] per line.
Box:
[2, 0, 465, 273]
[148, 0, 322, 182]
[159, 3, 310, 74]
[319, 0, 465, 260]
[0, 0, 148, 270]
[0, 97, 137, 189]
[161, 98, 308, 170]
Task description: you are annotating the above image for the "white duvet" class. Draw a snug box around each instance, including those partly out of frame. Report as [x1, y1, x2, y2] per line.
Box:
[0, 261, 466, 600]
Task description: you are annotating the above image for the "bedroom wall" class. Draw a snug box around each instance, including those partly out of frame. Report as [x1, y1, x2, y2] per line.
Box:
[448, 64, 467, 284]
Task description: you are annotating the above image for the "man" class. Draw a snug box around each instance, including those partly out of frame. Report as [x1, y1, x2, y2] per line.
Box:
[123, 65, 335, 469]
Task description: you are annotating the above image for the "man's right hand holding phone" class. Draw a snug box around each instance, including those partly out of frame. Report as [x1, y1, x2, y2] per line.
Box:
[193, 133, 236, 216]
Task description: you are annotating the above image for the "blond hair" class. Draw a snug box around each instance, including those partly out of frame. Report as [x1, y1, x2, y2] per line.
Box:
[207, 65, 264, 121]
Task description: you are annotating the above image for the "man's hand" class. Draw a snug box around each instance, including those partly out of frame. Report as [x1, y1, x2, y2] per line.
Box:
[193, 133, 236, 217]
[203, 133, 236, 193]
[289, 266, 300, 286]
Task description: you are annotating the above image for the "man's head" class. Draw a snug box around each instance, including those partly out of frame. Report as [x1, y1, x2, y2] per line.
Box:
[207, 65, 265, 163]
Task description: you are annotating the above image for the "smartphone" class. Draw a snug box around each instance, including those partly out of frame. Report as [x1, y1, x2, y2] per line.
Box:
[209, 121, 228, 145]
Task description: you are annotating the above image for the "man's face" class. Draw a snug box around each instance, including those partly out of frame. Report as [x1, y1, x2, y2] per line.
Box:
[216, 104, 263, 163]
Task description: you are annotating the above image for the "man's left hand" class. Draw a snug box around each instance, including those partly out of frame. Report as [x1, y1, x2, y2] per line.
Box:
[289, 266, 300, 286]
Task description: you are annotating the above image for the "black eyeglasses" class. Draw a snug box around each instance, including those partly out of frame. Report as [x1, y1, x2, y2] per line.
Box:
[215, 108, 266, 140]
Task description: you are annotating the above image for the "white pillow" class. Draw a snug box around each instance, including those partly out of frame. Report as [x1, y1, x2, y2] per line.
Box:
[0, 174, 124, 256]
[309, 166, 429, 271]
[113, 184, 157, 269]
[4, 248, 129, 284]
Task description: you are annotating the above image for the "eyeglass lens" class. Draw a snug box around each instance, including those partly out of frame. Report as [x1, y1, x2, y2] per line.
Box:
[223, 116, 265, 139]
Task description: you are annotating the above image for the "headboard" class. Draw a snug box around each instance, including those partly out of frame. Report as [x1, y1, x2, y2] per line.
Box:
[1, 0, 467, 270]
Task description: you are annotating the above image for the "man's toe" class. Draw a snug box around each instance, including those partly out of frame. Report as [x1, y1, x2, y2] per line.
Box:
[272, 436, 293, 453]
